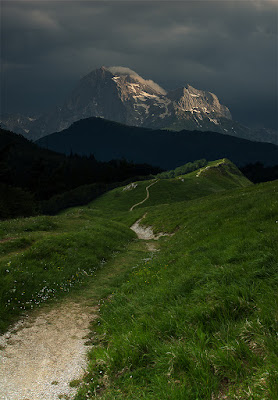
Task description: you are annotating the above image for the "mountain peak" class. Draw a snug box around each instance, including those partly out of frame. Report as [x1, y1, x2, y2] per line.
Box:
[7, 65, 276, 145]
[167, 84, 232, 121]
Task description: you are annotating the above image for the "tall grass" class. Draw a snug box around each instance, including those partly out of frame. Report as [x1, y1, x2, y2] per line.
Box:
[75, 179, 278, 399]
[1, 158, 276, 399]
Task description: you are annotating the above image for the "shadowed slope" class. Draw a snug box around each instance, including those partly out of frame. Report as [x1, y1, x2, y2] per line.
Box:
[36, 117, 278, 169]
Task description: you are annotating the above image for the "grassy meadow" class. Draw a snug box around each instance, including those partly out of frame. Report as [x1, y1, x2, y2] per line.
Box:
[0, 211, 135, 332]
[75, 160, 278, 399]
[0, 158, 277, 399]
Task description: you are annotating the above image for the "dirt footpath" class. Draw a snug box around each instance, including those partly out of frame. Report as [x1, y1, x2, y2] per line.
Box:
[0, 301, 95, 400]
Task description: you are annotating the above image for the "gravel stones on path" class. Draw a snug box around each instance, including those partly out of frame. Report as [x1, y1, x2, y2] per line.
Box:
[0, 301, 96, 400]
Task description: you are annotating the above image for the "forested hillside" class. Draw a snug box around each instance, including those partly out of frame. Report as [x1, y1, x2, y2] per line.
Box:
[0, 128, 161, 218]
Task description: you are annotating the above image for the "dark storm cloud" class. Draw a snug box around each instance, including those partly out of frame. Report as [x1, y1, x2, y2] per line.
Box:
[1, 0, 277, 129]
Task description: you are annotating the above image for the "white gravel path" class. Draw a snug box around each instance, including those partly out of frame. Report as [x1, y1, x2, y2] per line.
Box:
[0, 301, 95, 400]
[130, 214, 172, 241]
[129, 180, 158, 211]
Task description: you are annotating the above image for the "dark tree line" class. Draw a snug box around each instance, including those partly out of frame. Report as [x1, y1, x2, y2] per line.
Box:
[1, 127, 276, 219]
[0, 128, 162, 218]
[240, 162, 278, 183]
[156, 159, 208, 179]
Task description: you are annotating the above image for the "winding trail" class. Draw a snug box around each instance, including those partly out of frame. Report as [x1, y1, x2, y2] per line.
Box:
[0, 178, 161, 399]
[129, 180, 159, 211]
[129, 180, 174, 242]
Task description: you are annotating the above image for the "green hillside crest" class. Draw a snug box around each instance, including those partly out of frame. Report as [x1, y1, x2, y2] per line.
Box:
[0, 158, 277, 399]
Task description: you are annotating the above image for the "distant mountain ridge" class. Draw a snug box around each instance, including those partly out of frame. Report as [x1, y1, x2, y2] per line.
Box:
[0, 113, 38, 137]
[36, 117, 278, 169]
[2, 66, 277, 144]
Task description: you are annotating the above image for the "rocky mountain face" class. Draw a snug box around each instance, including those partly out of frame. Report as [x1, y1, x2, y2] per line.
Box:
[0, 113, 38, 138]
[3, 66, 278, 144]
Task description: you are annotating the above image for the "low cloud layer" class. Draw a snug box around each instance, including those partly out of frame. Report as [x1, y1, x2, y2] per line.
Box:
[107, 66, 166, 94]
[1, 1, 277, 129]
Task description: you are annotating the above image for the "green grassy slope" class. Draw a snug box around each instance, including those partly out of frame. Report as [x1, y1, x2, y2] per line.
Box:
[0, 210, 135, 332]
[91, 159, 251, 213]
[74, 163, 278, 399]
[1, 158, 277, 399]
[0, 159, 252, 332]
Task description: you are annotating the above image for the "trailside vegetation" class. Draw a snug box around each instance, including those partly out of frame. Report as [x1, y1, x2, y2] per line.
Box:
[0, 210, 135, 332]
[75, 174, 278, 400]
[156, 159, 207, 178]
[1, 158, 277, 398]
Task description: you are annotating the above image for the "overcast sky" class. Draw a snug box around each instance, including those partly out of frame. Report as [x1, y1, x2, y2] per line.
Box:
[1, 0, 277, 129]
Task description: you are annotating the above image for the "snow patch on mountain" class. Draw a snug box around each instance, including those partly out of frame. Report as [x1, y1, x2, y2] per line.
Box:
[4, 65, 277, 146]
[208, 118, 219, 125]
